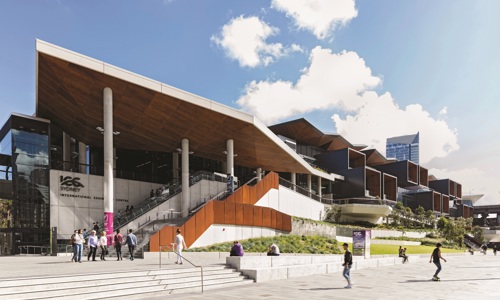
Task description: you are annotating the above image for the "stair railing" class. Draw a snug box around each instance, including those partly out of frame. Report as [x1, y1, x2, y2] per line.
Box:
[159, 244, 204, 293]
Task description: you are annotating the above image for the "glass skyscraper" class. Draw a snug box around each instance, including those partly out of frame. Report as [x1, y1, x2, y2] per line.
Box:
[386, 133, 419, 165]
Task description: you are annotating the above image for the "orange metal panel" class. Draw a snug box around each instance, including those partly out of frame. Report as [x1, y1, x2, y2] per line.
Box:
[243, 204, 254, 226]
[184, 218, 196, 248]
[213, 200, 225, 224]
[276, 211, 283, 230]
[195, 207, 206, 240]
[282, 214, 292, 232]
[253, 206, 263, 227]
[225, 202, 236, 224]
[235, 204, 244, 225]
[149, 232, 159, 252]
[205, 200, 215, 227]
[262, 207, 271, 228]
[271, 209, 277, 229]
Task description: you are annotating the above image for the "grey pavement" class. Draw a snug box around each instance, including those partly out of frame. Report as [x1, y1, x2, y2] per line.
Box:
[1, 253, 500, 299]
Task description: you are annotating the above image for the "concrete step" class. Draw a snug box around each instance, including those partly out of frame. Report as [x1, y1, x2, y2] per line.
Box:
[0, 265, 254, 300]
[0, 279, 161, 300]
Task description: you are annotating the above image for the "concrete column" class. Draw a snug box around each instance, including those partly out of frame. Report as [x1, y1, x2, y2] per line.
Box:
[256, 167, 262, 182]
[62, 132, 71, 171]
[78, 142, 86, 174]
[226, 139, 234, 177]
[103, 87, 114, 245]
[317, 176, 322, 198]
[307, 174, 312, 195]
[181, 139, 190, 217]
[291, 172, 296, 191]
[172, 152, 179, 184]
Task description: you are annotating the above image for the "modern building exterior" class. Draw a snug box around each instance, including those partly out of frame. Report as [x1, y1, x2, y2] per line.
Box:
[386, 132, 420, 165]
[0, 40, 475, 255]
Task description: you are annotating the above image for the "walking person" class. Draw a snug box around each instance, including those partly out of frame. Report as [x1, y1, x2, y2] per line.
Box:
[494, 245, 497, 256]
[342, 243, 353, 288]
[99, 231, 107, 261]
[87, 230, 98, 261]
[174, 228, 187, 264]
[70, 230, 77, 262]
[126, 229, 137, 261]
[73, 229, 85, 263]
[114, 229, 123, 261]
[430, 242, 447, 281]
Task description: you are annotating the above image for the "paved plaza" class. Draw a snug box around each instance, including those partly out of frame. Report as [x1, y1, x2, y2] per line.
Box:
[1, 253, 499, 299]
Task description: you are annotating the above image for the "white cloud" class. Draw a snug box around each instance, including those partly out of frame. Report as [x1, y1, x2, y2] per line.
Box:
[439, 106, 448, 116]
[237, 46, 380, 123]
[271, 0, 358, 39]
[211, 15, 302, 68]
[332, 91, 459, 164]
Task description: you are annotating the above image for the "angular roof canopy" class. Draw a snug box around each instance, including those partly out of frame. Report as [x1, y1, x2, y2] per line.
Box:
[268, 118, 366, 151]
[35, 40, 342, 181]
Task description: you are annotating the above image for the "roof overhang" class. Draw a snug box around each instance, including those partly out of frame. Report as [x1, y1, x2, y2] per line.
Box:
[35, 40, 342, 182]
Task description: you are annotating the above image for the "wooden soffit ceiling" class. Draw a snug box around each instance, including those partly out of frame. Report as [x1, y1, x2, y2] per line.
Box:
[35, 51, 312, 174]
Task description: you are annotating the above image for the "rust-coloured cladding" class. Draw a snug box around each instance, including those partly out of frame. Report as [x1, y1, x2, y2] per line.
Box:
[442, 195, 450, 213]
[149, 232, 160, 252]
[457, 184, 462, 198]
[262, 207, 272, 227]
[276, 212, 283, 230]
[449, 181, 455, 197]
[419, 166, 428, 187]
[469, 207, 474, 219]
[235, 203, 244, 225]
[383, 173, 397, 200]
[408, 162, 418, 184]
[243, 204, 254, 226]
[184, 218, 196, 247]
[348, 148, 366, 168]
[253, 206, 263, 227]
[282, 214, 292, 232]
[271, 210, 277, 228]
[225, 202, 236, 224]
[204, 200, 215, 228]
[213, 200, 225, 224]
[195, 208, 206, 242]
[160, 226, 175, 248]
[366, 168, 381, 197]
[433, 192, 442, 212]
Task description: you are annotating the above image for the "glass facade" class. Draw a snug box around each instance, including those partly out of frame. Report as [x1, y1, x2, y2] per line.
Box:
[386, 133, 419, 165]
[0, 115, 50, 254]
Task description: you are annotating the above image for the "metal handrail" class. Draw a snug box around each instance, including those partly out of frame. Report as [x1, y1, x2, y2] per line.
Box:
[18, 245, 50, 255]
[159, 244, 204, 293]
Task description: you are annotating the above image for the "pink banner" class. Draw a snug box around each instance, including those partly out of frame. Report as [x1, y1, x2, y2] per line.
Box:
[104, 212, 114, 246]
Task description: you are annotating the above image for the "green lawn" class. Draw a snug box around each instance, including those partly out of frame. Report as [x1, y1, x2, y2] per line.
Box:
[360, 244, 464, 255]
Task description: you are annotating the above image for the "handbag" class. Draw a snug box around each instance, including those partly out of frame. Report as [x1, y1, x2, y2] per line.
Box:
[106, 249, 109, 255]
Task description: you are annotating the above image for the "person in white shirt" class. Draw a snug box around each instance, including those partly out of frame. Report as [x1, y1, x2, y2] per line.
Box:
[174, 229, 187, 264]
[98, 231, 108, 261]
[267, 243, 280, 256]
[73, 229, 85, 263]
[87, 230, 98, 261]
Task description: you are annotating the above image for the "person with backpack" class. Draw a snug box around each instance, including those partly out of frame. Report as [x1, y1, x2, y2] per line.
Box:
[70, 230, 77, 262]
[73, 229, 85, 263]
[114, 229, 124, 261]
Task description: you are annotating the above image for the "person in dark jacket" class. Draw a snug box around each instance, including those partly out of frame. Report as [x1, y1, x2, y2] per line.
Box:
[342, 243, 353, 288]
[429, 242, 447, 281]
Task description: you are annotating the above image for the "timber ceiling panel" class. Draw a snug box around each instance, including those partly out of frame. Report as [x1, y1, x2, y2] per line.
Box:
[36, 52, 310, 174]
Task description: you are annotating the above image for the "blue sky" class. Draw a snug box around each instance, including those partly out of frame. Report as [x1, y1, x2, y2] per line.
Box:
[0, 0, 499, 204]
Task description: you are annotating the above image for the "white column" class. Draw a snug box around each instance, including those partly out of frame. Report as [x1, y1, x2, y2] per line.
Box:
[291, 172, 296, 191]
[78, 142, 86, 173]
[317, 176, 322, 198]
[226, 139, 234, 177]
[256, 167, 262, 182]
[172, 152, 179, 183]
[103, 87, 114, 245]
[181, 139, 190, 217]
[63, 132, 71, 171]
[307, 174, 312, 195]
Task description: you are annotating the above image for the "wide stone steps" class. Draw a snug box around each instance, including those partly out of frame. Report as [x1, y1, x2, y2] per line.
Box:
[0, 266, 253, 300]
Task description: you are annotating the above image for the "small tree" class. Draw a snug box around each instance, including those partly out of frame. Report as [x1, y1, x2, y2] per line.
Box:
[437, 216, 448, 231]
[472, 226, 485, 243]
[324, 205, 342, 223]
[415, 206, 425, 226]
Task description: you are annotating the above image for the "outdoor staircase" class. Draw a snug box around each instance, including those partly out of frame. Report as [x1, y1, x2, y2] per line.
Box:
[0, 266, 253, 299]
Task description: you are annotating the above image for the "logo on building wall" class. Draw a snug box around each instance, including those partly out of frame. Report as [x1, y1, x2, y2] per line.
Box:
[60, 176, 85, 192]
